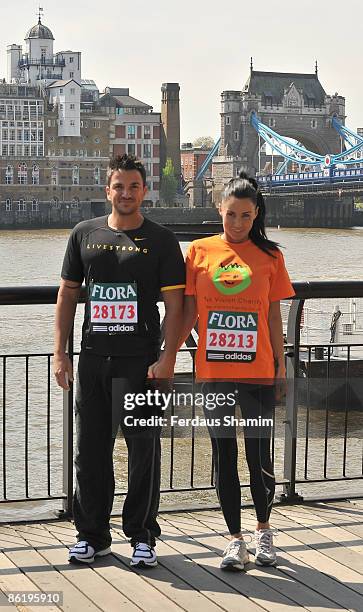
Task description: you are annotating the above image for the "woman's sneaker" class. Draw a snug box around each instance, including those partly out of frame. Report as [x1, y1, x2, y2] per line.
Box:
[130, 542, 157, 568]
[220, 539, 250, 571]
[254, 529, 277, 566]
[68, 541, 111, 564]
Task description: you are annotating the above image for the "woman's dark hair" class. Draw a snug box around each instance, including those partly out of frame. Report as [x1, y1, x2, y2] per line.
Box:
[222, 170, 279, 256]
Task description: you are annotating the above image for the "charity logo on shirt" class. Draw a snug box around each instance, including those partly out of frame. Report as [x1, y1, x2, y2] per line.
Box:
[212, 261, 252, 295]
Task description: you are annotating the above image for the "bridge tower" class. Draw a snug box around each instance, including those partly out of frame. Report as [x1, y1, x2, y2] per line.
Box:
[212, 62, 346, 200]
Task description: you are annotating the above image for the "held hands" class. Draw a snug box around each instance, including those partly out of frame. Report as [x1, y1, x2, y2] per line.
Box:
[147, 352, 176, 380]
[53, 352, 73, 390]
[275, 364, 287, 403]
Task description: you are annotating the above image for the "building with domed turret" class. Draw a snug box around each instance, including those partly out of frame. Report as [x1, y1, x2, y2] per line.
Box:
[0, 13, 165, 227]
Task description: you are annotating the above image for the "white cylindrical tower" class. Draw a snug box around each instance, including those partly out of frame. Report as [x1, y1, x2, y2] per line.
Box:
[7, 44, 22, 82]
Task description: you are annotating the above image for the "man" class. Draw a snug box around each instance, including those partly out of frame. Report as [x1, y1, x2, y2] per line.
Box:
[53, 154, 185, 567]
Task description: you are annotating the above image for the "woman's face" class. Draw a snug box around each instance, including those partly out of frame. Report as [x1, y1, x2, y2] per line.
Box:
[219, 196, 258, 243]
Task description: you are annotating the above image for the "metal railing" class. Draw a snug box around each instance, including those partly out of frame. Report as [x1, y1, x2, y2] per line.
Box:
[0, 282, 362, 517]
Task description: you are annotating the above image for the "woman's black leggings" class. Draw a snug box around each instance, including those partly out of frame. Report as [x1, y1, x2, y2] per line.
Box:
[202, 383, 275, 535]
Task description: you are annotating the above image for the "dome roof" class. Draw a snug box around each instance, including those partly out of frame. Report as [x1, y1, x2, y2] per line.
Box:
[25, 19, 54, 40]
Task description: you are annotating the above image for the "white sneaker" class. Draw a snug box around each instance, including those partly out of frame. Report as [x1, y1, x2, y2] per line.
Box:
[254, 529, 277, 566]
[68, 541, 111, 564]
[130, 542, 157, 568]
[220, 539, 250, 571]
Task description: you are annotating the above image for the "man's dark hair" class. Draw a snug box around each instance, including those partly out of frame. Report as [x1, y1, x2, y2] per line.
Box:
[222, 169, 279, 257]
[107, 154, 146, 187]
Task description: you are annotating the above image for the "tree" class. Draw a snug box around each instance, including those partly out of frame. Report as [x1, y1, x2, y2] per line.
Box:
[160, 158, 178, 206]
[193, 136, 215, 149]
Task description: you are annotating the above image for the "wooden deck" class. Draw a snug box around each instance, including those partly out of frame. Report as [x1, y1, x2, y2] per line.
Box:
[1, 499, 363, 611]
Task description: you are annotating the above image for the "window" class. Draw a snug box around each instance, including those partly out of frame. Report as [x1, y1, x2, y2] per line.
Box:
[60, 89, 63, 94]
[143, 143, 151, 158]
[70, 104, 75, 110]
[32, 165, 39, 185]
[71, 197, 79, 208]
[31, 199, 39, 212]
[143, 125, 151, 139]
[69, 56, 74, 63]
[72, 165, 79, 185]
[17, 199, 26, 212]
[5, 199, 12, 212]
[51, 197, 60, 208]
[234, 130, 239, 141]
[60, 104, 64, 111]
[127, 144, 135, 155]
[59, 120, 63, 126]
[5, 165, 13, 184]
[226, 116, 231, 125]
[70, 72, 74, 78]
[70, 88, 75, 95]
[268, 118, 276, 128]
[94, 167, 101, 185]
[93, 121, 100, 128]
[81, 120, 88, 128]
[144, 162, 152, 176]
[70, 120, 75, 127]
[41, 48, 46, 61]
[51, 167, 58, 186]
[311, 119, 317, 129]
[127, 125, 135, 139]
[18, 163, 27, 185]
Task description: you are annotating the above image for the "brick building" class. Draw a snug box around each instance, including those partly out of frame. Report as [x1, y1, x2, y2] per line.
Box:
[98, 87, 161, 206]
[0, 14, 170, 226]
[181, 143, 212, 182]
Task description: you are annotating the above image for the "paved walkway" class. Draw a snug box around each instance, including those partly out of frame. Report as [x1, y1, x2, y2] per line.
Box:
[1, 499, 363, 611]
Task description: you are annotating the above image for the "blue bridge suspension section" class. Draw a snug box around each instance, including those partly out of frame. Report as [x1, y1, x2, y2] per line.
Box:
[195, 138, 221, 181]
[251, 112, 363, 170]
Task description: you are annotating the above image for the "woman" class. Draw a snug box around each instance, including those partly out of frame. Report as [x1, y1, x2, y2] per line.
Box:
[180, 171, 295, 570]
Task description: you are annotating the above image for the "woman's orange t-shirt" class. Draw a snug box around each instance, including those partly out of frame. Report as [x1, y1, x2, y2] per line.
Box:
[185, 235, 295, 382]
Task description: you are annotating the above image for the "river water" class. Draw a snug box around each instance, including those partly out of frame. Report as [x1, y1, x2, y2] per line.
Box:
[0, 226, 362, 521]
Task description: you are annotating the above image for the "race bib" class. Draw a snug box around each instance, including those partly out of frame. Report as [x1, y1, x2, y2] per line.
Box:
[89, 282, 138, 334]
[206, 310, 258, 362]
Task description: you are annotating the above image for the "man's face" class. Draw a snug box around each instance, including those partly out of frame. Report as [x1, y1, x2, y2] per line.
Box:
[106, 169, 147, 216]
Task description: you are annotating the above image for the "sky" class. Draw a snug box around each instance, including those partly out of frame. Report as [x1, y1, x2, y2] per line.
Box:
[1, 1, 362, 144]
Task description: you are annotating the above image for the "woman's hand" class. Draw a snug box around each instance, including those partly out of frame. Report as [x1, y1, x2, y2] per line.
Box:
[275, 364, 286, 403]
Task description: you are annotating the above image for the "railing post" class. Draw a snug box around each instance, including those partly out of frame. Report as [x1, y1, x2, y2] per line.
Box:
[60, 326, 74, 517]
[280, 299, 304, 503]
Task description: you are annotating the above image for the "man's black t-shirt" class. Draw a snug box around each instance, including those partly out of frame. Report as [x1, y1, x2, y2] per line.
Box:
[61, 215, 185, 356]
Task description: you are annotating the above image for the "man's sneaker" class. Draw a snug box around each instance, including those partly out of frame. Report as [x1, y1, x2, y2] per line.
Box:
[68, 541, 111, 564]
[130, 542, 157, 568]
[220, 539, 250, 571]
[254, 529, 277, 566]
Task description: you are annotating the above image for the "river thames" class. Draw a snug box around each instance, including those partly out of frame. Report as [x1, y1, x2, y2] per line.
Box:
[0, 226, 362, 520]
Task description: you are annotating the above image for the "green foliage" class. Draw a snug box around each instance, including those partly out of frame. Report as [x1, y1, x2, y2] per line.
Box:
[160, 158, 178, 205]
[193, 136, 215, 149]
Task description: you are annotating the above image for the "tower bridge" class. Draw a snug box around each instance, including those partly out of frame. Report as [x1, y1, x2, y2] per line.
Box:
[207, 62, 360, 227]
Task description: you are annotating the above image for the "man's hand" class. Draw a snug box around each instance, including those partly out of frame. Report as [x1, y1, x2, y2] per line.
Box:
[53, 352, 74, 390]
[147, 352, 176, 380]
[275, 365, 287, 403]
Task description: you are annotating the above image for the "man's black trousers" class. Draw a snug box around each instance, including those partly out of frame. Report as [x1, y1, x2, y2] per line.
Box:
[73, 351, 161, 551]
